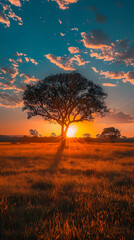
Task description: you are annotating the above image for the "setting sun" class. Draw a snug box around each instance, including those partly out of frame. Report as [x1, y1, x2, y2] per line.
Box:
[67, 125, 77, 137]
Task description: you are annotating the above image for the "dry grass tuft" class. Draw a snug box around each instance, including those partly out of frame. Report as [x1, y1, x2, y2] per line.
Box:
[0, 141, 133, 239]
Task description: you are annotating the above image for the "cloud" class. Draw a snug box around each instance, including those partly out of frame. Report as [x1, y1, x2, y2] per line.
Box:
[25, 57, 29, 62]
[8, 8, 23, 25]
[45, 53, 89, 70]
[86, 31, 134, 66]
[8, 0, 21, 7]
[14, 52, 24, 56]
[0, 51, 39, 106]
[58, 19, 62, 24]
[96, 14, 107, 23]
[60, 32, 65, 36]
[49, 0, 78, 10]
[16, 58, 23, 63]
[81, 29, 112, 49]
[1, 66, 18, 78]
[30, 58, 38, 65]
[70, 55, 89, 66]
[116, 38, 130, 49]
[105, 109, 134, 124]
[0, 92, 22, 108]
[91, 67, 99, 73]
[116, 43, 134, 66]
[0, 1, 30, 27]
[0, 3, 23, 27]
[71, 27, 78, 31]
[102, 83, 117, 87]
[68, 46, 80, 54]
[0, 81, 24, 92]
[13, 53, 38, 65]
[100, 70, 134, 85]
[90, 49, 115, 61]
[92, 67, 134, 85]
[45, 54, 76, 70]
[20, 73, 39, 83]
[0, 11, 10, 27]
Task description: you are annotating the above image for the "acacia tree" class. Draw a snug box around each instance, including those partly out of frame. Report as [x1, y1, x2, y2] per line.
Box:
[100, 127, 121, 142]
[23, 72, 108, 142]
[29, 129, 39, 137]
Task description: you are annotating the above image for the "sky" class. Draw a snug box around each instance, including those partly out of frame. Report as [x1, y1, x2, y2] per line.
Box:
[0, 0, 134, 137]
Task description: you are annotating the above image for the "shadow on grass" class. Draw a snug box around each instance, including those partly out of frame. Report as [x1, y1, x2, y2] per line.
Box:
[31, 181, 54, 191]
[48, 142, 65, 171]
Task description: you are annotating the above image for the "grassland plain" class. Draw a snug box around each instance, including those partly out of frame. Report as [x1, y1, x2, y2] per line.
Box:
[0, 140, 133, 240]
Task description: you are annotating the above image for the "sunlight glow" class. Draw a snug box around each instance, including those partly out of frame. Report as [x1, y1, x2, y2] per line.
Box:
[67, 125, 77, 137]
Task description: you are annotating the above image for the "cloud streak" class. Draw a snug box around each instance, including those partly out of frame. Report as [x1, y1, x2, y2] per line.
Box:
[81, 29, 112, 49]
[45, 53, 89, 70]
[45, 54, 76, 70]
[0, 1, 30, 27]
[105, 109, 134, 124]
[0, 11, 10, 27]
[0, 92, 22, 108]
[68, 46, 80, 54]
[20, 74, 39, 83]
[49, 0, 78, 10]
[100, 70, 134, 85]
[83, 30, 134, 67]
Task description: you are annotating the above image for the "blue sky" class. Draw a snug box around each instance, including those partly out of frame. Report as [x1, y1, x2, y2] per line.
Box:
[0, 0, 134, 137]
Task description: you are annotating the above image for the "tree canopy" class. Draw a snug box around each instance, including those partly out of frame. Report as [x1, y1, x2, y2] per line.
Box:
[100, 127, 121, 142]
[23, 72, 108, 139]
[29, 129, 39, 137]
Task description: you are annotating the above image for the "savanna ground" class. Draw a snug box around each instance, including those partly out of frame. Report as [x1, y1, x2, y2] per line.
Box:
[0, 140, 133, 240]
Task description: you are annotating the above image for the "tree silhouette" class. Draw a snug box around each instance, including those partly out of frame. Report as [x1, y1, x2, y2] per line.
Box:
[100, 127, 121, 142]
[29, 129, 39, 137]
[83, 133, 91, 138]
[23, 72, 108, 143]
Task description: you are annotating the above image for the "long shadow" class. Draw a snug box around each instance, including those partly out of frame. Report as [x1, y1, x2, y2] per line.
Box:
[49, 141, 65, 171]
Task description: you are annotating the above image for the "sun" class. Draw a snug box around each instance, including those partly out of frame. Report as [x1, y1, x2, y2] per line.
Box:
[67, 125, 77, 137]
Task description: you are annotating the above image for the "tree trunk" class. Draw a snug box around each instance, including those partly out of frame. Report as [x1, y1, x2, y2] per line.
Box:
[61, 124, 66, 147]
[61, 124, 69, 147]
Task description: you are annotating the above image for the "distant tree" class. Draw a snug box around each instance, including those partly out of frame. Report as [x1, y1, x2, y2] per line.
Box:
[96, 134, 100, 138]
[100, 127, 121, 142]
[83, 133, 91, 138]
[122, 136, 127, 139]
[51, 132, 57, 137]
[29, 129, 39, 137]
[23, 72, 108, 144]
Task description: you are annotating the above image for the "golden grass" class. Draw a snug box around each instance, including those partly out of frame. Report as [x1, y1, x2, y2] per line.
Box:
[0, 140, 133, 239]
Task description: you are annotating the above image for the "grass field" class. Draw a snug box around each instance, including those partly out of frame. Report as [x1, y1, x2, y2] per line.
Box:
[0, 140, 133, 240]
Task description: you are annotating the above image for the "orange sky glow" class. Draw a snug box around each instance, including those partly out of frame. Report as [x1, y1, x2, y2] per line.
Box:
[0, 107, 134, 137]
